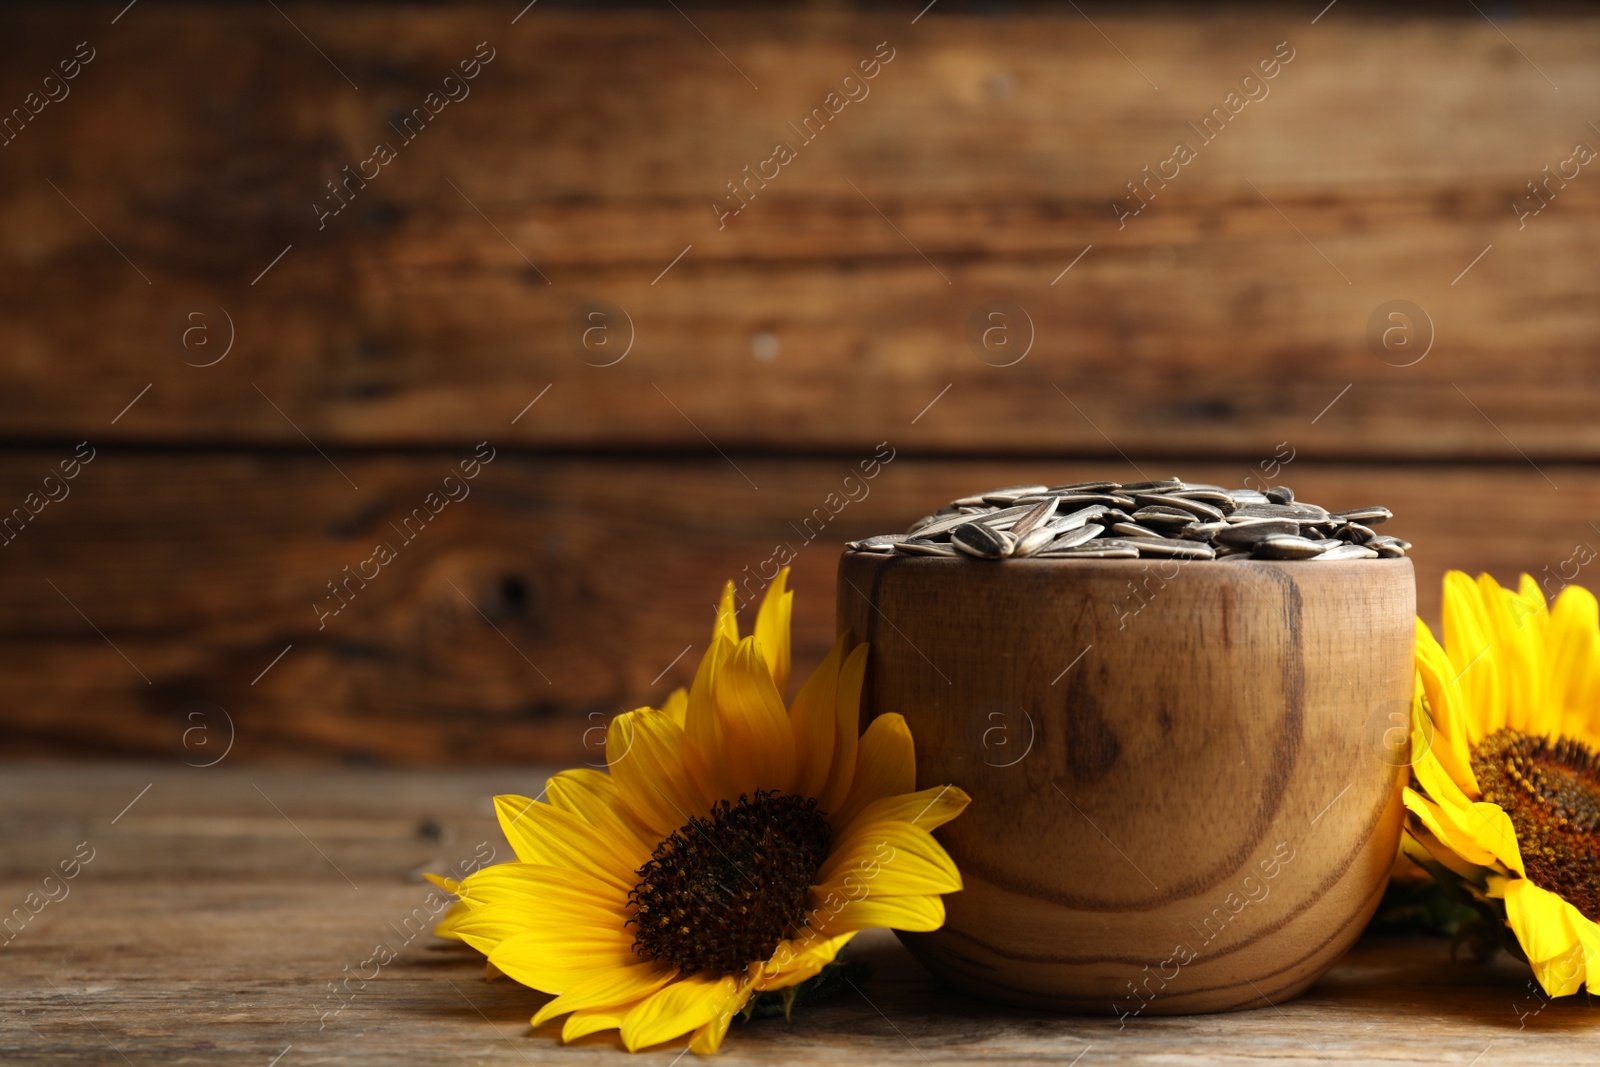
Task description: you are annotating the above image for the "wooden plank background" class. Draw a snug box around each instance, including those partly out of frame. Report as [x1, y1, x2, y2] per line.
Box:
[2, 3, 1597, 763]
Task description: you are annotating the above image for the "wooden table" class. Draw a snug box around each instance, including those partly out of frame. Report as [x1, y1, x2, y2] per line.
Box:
[2, 766, 1591, 1065]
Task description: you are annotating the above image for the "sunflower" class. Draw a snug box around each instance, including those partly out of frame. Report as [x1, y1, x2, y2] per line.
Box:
[1403, 570, 1600, 996]
[429, 568, 970, 1053]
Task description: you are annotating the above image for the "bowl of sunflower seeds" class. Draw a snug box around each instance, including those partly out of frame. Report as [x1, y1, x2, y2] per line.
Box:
[838, 479, 1415, 1014]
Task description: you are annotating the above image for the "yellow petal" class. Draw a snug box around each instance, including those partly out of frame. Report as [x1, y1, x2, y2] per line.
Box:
[494, 795, 640, 892]
[545, 768, 653, 854]
[490, 924, 640, 993]
[1413, 621, 1479, 796]
[714, 637, 797, 797]
[688, 984, 753, 1055]
[749, 931, 855, 991]
[713, 580, 740, 646]
[817, 640, 868, 815]
[532, 963, 679, 1028]
[836, 784, 971, 842]
[1478, 572, 1543, 735]
[1570, 909, 1600, 993]
[608, 706, 710, 838]
[661, 687, 689, 727]
[754, 567, 793, 696]
[812, 893, 945, 937]
[683, 636, 734, 801]
[1549, 584, 1600, 738]
[620, 973, 746, 1052]
[789, 633, 847, 799]
[1444, 795, 1527, 877]
[815, 819, 963, 897]
[1400, 787, 1498, 869]
[1497, 877, 1587, 998]
[828, 713, 916, 831]
[561, 998, 644, 1042]
[1442, 571, 1503, 736]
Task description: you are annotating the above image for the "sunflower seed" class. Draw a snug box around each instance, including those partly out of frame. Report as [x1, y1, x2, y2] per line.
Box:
[1179, 521, 1231, 541]
[1252, 534, 1327, 560]
[980, 485, 1051, 505]
[1047, 481, 1122, 493]
[1228, 502, 1332, 525]
[1331, 506, 1393, 525]
[1315, 543, 1380, 560]
[846, 534, 905, 551]
[1120, 478, 1184, 493]
[1135, 494, 1227, 521]
[1213, 519, 1301, 546]
[1170, 487, 1237, 511]
[952, 522, 1013, 559]
[894, 540, 960, 556]
[851, 480, 1403, 563]
[1130, 538, 1217, 559]
[1010, 496, 1059, 537]
[1046, 505, 1109, 533]
[1040, 543, 1141, 559]
[1131, 506, 1198, 528]
[1043, 523, 1105, 550]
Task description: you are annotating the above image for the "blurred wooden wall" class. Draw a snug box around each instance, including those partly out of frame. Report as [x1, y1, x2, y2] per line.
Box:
[2, 4, 1598, 763]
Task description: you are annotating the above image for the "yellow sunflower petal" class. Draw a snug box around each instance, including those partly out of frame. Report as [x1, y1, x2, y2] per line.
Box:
[661, 687, 689, 727]
[817, 641, 869, 815]
[1569, 909, 1600, 993]
[1460, 799, 1526, 877]
[714, 637, 797, 797]
[1401, 787, 1498, 869]
[789, 632, 847, 799]
[749, 931, 856, 991]
[828, 713, 916, 831]
[688, 984, 754, 1055]
[1414, 621, 1479, 796]
[1442, 571, 1503, 735]
[1496, 877, 1587, 998]
[713, 580, 740, 646]
[531, 963, 679, 1028]
[620, 973, 746, 1052]
[448, 862, 625, 915]
[753, 567, 793, 695]
[545, 768, 653, 853]
[608, 707, 709, 838]
[490, 924, 640, 993]
[811, 893, 945, 937]
[836, 784, 972, 841]
[683, 635, 734, 801]
[494, 795, 641, 891]
[561, 998, 644, 1042]
[1549, 584, 1600, 738]
[1478, 573, 1543, 735]
[816, 819, 963, 897]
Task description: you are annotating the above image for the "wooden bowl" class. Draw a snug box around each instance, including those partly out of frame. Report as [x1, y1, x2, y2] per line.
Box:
[837, 552, 1414, 1015]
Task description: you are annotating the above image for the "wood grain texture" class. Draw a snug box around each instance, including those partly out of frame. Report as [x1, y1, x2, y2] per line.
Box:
[837, 552, 1413, 1012]
[0, 453, 1592, 763]
[0, 8, 1598, 456]
[0, 765, 1587, 1065]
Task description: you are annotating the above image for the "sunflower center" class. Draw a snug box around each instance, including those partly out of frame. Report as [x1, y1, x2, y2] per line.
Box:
[1470, 727, 1600, 921]
[627, 790, 832, 976]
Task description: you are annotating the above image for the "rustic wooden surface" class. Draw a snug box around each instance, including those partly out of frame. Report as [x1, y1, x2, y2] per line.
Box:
[2, 8, 1599, 457]
[3, 3, 1599, 761]
[2, 454, 1595, 763]
[1, 765, 1591, 1065]
[839, 554, 1413, 1012]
